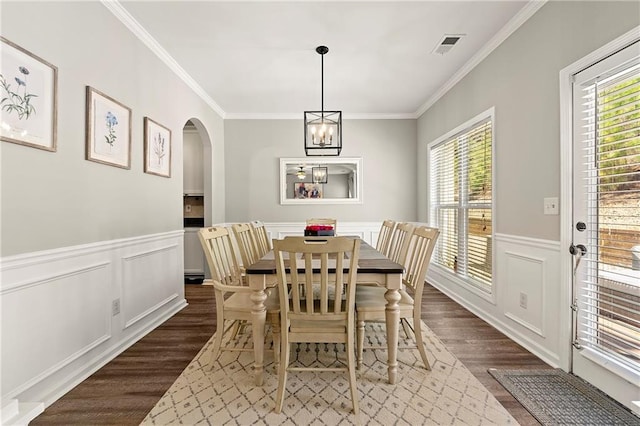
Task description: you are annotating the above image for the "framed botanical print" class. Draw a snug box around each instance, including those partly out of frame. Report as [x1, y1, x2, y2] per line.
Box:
[0, 37, 58, 151]
[85, 86, 131, 169]
[143, 117, 171, 178]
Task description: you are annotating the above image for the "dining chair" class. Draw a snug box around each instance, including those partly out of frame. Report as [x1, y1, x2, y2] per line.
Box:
[306, 218, 337, 235]
[273, 236, 361, 414]
[231, 222, 262, 269]
[375, 219, 396, 257]
[387, 222, 415, 264]
[355, 225, 440, 371]
[198, 226, 280, 368]
[250, 220, 271, 257]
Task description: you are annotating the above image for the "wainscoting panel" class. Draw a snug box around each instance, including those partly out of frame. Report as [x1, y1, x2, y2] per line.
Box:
[0, 230, 186, 417]
[503, 251, 546, 336]
[427, 233, 562, 368]
[1, 262, 111, 398]
[122, 244, 180, 330]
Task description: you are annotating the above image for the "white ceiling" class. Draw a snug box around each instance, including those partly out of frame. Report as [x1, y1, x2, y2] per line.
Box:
[115, 1, 536, 118]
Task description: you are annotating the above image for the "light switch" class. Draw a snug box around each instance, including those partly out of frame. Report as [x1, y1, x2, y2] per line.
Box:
[186, 205, 192, 213]
[544, 197, 559, 215]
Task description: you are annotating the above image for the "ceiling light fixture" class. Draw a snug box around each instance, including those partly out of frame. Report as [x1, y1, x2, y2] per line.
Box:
[304, 45, 342, 157]
[312, 166, 328, 184]
[296, 166, 306, 180]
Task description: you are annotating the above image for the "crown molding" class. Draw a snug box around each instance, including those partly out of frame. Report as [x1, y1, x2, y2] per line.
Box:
[225, 112, 417, 120]
[101, 0, 226, 118]
[414, 0, 547, 117]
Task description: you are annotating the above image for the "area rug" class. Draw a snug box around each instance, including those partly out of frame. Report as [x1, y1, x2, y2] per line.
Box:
[141, 321, 516, 425]
[488, 368, 640, 425]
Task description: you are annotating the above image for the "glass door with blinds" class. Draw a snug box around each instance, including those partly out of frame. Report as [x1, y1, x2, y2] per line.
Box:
[572, 41, 640, 409]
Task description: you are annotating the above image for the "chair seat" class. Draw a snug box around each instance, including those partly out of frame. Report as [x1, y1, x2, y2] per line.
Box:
[355, 286, 414, 316]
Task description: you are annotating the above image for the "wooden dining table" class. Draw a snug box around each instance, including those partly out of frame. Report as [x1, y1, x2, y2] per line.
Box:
[245, 237, 404, 386]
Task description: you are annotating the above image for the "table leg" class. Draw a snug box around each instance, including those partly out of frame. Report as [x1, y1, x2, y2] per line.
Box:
[385, 287, 401, 385]
[249, 278, 267, 386]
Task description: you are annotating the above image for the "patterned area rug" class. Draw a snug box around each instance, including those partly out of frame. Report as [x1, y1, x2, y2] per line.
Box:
[142, 321, 516, 425]
[488, 369, 640, 425]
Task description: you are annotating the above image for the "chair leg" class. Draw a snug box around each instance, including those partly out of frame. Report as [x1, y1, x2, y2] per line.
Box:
[356, 319, 365, 370]
[413, 316, 431, 371]
[230, 320, 242, 339]
[401, 318, 412, 339]
[274, 334, 289, 413]
[209, 319, 225, 370]
[272, 320, 281, 369]
[347, 327, 360, 414]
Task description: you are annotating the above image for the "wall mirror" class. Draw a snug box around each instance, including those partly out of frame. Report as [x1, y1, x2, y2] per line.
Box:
[280, 157, 362, 205]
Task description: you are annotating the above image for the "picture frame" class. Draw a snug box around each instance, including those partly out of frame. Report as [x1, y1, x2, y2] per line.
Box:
[0, 37, 58, 151]
[143, 117, 172, 178]
[85, 86, 131, 169]
[294, 182, 323, 199]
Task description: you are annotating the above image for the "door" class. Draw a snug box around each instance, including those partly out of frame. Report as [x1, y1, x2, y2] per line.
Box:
[571, 41, 640, 412]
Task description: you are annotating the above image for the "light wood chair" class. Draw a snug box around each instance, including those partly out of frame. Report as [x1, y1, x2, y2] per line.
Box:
[375, 219, 396, 257]
[198, 226, 280, 368]
[273, 236, 361, 414]
[232, 222, 261, 269]
[306, 218, 337, 235]
[355, 225, 440, 371]
[250, 220, 271, 257]
[387, 222, 415, 263]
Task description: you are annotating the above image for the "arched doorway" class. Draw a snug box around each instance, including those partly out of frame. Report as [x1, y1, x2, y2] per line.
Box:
[182, 118, 212, 283]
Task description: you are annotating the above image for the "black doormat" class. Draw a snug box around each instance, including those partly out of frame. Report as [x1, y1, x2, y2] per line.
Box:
[488, 368, 639, 425]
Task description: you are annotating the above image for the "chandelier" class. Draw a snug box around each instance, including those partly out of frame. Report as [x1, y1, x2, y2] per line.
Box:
[304, 46, 342, 156]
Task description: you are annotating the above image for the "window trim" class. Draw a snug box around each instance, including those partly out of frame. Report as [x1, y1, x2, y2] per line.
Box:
[427, 106, 496, 295]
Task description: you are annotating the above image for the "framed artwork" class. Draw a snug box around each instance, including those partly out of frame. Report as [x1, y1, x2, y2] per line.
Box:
[294, 182, 323, 199]
[143, 117, 172, 178]
[85, 86, 131, 169]
[0, 37, 58, 151]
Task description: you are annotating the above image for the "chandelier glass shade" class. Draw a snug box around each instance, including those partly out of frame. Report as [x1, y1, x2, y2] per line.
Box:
[304, 46, 342, 156]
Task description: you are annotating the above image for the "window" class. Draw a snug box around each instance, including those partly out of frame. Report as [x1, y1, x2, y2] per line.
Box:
[429, 108, 493, 292]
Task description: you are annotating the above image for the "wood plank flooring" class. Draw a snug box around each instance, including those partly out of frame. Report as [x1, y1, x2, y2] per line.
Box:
[31, 283, 550, 425]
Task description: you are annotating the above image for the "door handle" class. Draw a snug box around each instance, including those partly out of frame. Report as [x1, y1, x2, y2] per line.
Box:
[570, 244, 587, 276]
[569, 244, 587, 256]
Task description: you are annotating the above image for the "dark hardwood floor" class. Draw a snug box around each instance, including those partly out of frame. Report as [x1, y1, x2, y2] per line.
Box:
[32, 283, 550, 425]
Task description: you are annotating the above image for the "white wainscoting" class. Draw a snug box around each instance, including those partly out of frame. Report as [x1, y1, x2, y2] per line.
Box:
[263, 222, 382, 247]
[0, 230, 186, 420]
[427, 233, 562, 368]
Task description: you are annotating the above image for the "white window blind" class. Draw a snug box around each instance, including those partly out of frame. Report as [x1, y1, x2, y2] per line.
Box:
[575, 57, 640, 366]
[430, 113, 493, 292]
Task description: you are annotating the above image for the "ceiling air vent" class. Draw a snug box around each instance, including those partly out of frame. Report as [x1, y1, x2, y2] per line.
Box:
[432, 34, 465, 55]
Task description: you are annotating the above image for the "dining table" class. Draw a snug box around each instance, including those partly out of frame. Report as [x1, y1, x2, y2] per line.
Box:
[245, 237, 404, 386]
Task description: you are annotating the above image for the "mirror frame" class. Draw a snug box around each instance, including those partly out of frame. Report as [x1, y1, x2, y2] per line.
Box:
[280, 157, 363, 205]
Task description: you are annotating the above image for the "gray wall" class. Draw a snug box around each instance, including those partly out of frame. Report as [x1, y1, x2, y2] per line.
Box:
[225, 119, 417, 222]
[417, 1, 640, 241]
[1, 2, 225, 256]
